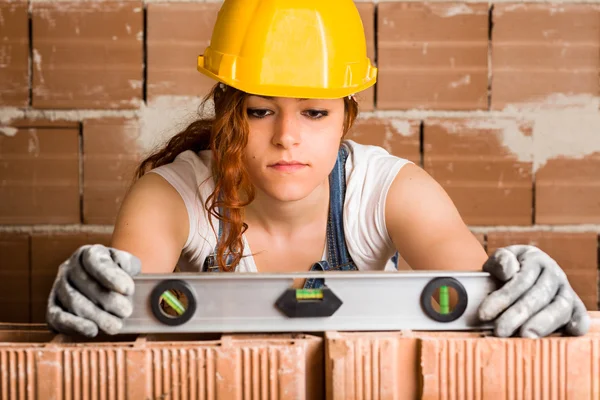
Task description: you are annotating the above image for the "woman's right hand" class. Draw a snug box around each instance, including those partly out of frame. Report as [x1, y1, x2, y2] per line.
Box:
[46, 244, 141, 338]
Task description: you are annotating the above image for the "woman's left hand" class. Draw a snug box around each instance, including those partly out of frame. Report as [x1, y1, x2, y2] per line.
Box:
[478, 245, 590, 338]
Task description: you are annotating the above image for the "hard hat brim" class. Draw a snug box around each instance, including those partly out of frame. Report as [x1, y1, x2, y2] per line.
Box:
[197, 55, 377, 100]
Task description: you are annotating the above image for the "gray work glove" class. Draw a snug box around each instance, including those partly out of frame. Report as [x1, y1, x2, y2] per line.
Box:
[46, 244, 141, 338]
[478, 245, 590, 338]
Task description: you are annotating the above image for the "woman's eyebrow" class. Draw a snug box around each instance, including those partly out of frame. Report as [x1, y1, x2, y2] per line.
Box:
[254, 95, 309, 102]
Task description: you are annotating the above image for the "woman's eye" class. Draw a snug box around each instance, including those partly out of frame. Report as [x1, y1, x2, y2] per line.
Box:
[247, 108, 272, 119]
[304, 110, 328, 119]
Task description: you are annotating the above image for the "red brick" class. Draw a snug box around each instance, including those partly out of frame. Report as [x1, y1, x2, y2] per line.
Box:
[0, 233, 30, 323]
[325, 331, 419, 399]
[423, 118, 533, 225]
[487, 231, 598, 310]
[348, 117, 420, 164]
[353, 2, 375, 111]
[536, 153, 600, 224]
[221, 333, 324, 399]
[83, 118, 141, 225]
[491, 4, 600, 109]
[377, 2, 489, 110]
[0, 125, 80, 224]
[146, 2, 220, 101]
[419, 334, 600, 398]
[31, 1, 143, 109]
[0, 0, 29, 106]
[30, 232, 112, 322]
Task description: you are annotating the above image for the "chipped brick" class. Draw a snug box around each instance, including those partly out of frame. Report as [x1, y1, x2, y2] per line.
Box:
[0, 125, 80, 224]
[536, 153, 600, 224]
[491, 3, 600, 109]
[423, 118, 534, 225]
[146, 2, 220, 101]
[31, 0, 143, 109]
[377, 2, 489, 110]
[348, 117, 420, 164]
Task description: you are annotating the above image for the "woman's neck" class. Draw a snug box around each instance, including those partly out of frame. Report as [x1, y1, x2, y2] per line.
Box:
[243, 180, 330, 238]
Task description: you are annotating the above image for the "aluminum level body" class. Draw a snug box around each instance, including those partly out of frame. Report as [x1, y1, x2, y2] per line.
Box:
[121, 271, 498, 334]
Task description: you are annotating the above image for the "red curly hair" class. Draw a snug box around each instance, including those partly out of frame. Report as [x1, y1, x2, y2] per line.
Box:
[135, 83, 360, 271]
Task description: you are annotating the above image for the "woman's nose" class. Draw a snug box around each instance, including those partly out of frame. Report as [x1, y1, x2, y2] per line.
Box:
[272, 111, 301, 148]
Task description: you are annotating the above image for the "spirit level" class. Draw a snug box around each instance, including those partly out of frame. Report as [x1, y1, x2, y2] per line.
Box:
[121, 271, 498, 333]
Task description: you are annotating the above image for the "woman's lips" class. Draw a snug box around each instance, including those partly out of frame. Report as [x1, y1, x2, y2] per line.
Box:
[269, 161, 307, 172]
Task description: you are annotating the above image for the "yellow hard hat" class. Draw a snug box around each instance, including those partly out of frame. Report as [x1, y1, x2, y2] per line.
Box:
[197, 0, 377, 99]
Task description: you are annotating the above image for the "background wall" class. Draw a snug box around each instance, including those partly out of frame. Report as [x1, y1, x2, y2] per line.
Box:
[0, 0, 599, 323]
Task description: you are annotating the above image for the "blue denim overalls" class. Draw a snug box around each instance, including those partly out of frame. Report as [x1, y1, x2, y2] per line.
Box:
[202, 143, 398, 288]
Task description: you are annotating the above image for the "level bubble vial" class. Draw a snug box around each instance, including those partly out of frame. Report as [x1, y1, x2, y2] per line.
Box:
[420, 277, 469, 323]
[150, 279, 197, 326]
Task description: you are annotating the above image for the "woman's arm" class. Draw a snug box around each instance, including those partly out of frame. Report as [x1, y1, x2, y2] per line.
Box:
[384, 163, 590, 339]
[385, 163, 488, 271]
[110, 172, 189, 274]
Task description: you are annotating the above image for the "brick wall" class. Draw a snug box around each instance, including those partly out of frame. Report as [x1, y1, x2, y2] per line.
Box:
[0, 0, 599, 323]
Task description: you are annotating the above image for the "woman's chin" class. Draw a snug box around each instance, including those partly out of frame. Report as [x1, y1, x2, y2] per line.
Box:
[261, 183, 318, 203]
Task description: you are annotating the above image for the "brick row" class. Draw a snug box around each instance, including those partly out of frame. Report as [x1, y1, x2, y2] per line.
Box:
[0, 115, 598, 225]
[348, 116, 600, 226]
[0, 118, 141, 225]
[0, 329, 323, 399]
[325, 325, 600, 400]
[2, 323, 600, 400]
[1, 2, 598, 110]
[0, 229, 596, 324]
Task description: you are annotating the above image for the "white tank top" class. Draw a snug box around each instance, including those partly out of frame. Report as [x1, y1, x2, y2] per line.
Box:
[149, 140, 413, 272]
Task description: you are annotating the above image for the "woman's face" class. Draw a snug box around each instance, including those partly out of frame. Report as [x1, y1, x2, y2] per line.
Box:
[243, 95, 346, 202]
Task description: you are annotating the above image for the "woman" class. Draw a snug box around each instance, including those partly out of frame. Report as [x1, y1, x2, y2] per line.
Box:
[46, 0, 589, 339]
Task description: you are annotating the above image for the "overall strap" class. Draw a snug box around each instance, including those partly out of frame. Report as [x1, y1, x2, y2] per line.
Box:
[303, 143, 357, 289]
[201, 200, 229, 272]
[325, 143, 354, 268]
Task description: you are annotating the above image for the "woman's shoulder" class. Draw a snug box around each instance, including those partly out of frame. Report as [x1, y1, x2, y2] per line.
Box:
[145, 149, 217, 259]
[155, 148, 213, 172]
[149, 149, 215, 189]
